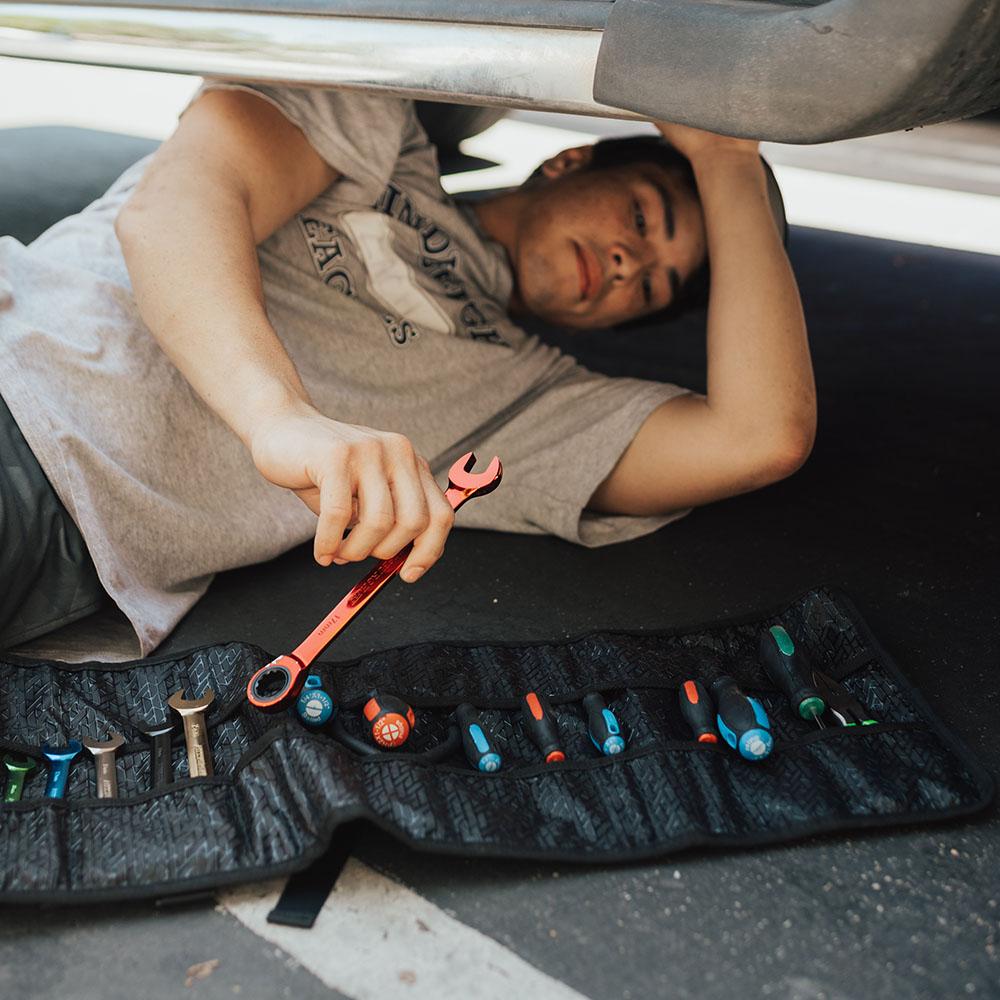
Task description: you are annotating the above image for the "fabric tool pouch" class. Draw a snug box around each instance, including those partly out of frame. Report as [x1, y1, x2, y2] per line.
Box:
[0, 585, 993, 904]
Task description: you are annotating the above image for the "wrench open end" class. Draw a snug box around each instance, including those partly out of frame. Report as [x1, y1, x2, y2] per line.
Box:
[82, 731, 125, 754]
[446, 451, 502, 508]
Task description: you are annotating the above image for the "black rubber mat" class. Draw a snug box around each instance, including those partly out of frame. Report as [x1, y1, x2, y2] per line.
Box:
[0, 586, 991, 903]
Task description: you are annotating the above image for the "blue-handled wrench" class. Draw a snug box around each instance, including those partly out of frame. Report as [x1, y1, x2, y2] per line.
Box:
[41, 740, 82, 798]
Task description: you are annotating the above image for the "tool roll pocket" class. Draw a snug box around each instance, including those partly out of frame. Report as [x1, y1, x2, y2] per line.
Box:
[0, 585, 993, 903]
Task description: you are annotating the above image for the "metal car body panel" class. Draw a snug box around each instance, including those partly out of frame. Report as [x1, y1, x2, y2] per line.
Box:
[0, 2, 632, 118]
[1, 0, 999, 141]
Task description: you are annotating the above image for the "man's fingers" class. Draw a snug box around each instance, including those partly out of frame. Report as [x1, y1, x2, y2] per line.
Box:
[335, 463, 395, 562]
[370, 457, 429, 561]
[400, 461, 455, 582]
[307, 434, 445, 572]
[314, 474, 353, 566]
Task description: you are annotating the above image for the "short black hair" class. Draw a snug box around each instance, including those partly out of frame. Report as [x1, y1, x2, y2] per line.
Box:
[581, 134, 710, 324]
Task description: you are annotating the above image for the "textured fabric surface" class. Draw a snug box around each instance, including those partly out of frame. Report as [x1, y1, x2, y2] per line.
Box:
[0, 394, 106, 648]
[0, 83, 688, 657]
[0, 587, 991, 902]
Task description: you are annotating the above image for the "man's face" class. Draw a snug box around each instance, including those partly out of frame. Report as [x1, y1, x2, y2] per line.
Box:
[508, 149, 707, 330]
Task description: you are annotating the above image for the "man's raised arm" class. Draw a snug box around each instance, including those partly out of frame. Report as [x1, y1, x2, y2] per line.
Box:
[588, 125, 816, 516]
[116, 89, 454, 581]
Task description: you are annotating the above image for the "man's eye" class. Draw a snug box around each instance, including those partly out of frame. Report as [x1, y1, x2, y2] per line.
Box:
[641, 274, 653, 306]
[634, 200, 647, 236]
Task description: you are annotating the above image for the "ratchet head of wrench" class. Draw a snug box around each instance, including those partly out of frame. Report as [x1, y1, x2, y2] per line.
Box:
[446, 452, 502, 509]
[168, 688, 216, 716]
[82, 731, 125, 756]
[247, 653, 307, 714]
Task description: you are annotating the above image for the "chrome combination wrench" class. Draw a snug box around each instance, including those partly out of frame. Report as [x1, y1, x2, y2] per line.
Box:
[168, 689, 215, 778]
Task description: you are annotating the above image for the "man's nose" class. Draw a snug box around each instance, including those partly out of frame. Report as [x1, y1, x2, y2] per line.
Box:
[609, 243, 644, 283]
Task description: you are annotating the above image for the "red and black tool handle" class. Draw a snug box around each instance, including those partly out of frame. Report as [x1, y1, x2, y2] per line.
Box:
[520, 691, 565, 764]
[678, 679, 719, 743]
[363, 691, 416, 749]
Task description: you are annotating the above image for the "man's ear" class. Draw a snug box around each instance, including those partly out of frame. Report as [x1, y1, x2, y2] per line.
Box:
[539, 144, 594, 180]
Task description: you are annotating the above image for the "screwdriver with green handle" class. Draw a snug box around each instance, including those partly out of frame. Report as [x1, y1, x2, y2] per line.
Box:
[759, 625, 827, 728]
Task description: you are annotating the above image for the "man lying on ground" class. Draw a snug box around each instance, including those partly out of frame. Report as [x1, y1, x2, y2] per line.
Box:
[0, 84, 815, 655]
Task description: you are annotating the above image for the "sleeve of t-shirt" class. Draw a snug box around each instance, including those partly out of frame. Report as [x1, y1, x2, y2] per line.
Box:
[450, 364, 694, 548]
[187, 81, 421, 204]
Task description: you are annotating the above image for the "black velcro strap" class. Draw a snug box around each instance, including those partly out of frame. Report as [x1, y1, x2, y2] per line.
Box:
[267, 822, 360, 929]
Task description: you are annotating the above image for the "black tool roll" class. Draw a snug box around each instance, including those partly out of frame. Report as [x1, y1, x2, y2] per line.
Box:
[0, 585, 993, 904]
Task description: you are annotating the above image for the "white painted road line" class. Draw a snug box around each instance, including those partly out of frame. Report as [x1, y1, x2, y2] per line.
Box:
[217, 858, 590, 1000]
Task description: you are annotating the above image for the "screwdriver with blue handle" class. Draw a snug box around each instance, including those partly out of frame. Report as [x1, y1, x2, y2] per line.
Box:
[582, 693, 626, 756]
[710, 675, 774, 761]
[760, 625, 826, 728]
[455, 703, 503, 772]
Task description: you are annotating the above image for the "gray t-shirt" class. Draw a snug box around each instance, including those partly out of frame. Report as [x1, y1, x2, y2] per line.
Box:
[0, 82, 690, 656]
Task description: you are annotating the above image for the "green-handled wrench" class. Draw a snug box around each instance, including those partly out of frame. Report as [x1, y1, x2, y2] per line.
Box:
[3, 754, 36, 802]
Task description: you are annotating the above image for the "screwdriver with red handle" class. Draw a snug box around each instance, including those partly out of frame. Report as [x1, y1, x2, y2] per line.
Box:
[521, 692, 565, 764]
[363, 691, 416, 749]
[678, 679, 719, 744]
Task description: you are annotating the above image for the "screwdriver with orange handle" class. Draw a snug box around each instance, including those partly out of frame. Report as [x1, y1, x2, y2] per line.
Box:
[678, 679, 719, 744]
[521, 692, 565, 764]
[364, 691, 416, 749]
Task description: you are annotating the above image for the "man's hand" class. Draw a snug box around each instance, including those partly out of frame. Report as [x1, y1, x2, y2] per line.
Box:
[654, 120, 759, 164]
[249, 401, 455, 582]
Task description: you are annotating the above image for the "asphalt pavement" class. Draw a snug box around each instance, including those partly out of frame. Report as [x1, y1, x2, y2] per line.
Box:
[1, 96, 999, 1000]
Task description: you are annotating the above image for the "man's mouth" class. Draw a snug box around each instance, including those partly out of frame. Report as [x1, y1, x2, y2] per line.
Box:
[574, 242, 599, 303]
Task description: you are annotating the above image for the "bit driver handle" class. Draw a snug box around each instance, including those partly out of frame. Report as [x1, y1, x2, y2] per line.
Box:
[760, 625, 826, 722]
[711, 676, 773, 761]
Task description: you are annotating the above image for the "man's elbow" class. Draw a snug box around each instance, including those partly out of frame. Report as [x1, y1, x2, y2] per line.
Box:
[754, 418, 816, 487]
[114, 196, 143, 253]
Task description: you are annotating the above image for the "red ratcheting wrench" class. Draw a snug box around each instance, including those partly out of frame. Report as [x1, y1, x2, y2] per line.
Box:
[246, 451, 502, 712]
